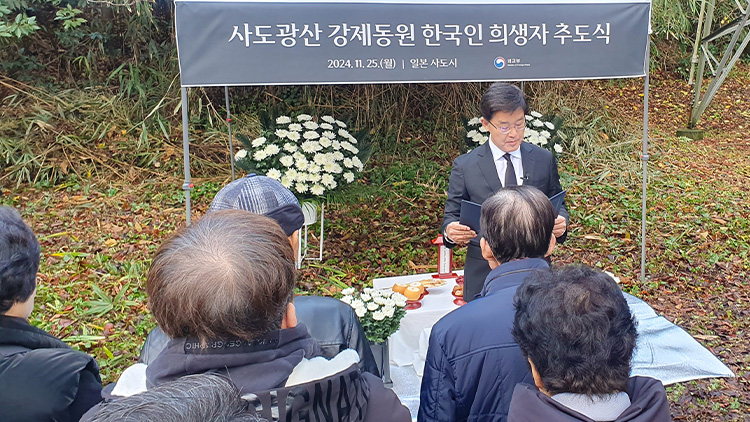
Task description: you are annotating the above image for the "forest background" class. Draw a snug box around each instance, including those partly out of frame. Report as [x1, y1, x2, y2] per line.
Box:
[1, 0, 750, 420]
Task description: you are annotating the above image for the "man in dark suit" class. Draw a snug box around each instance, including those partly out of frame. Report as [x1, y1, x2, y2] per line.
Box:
[442, 83, 569, 301]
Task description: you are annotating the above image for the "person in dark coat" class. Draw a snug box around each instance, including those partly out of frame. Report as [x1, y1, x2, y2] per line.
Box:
[419, 185, 557, 422]
[138, 174, 378, 377]
[509, 265, 671, 422]
[111, 210, 410, 422]
[0, 206, 102, 422]
[441, 83, 569, 302]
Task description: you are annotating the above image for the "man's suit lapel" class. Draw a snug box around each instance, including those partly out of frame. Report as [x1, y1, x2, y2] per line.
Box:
[477, 142, 503, 193]
[520, 142, 536, 182]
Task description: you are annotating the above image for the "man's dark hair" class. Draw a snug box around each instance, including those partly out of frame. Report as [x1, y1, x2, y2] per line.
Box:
[480, 83, 528, 121]
[82, 373, 265, 422]
[147, 210, 296, 343]
[0, 207, 39, 314]
[512, 265, 637, 396]
[479, 185, 555, 264]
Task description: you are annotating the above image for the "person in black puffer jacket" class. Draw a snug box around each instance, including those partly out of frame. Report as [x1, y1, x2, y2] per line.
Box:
[96, 210, 410, 422]
[0, 206, 102, 422]
[508, 265, 672, 422]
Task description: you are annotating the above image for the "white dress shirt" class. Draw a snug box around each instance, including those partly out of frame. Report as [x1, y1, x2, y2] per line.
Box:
[488, 137, 524, 186]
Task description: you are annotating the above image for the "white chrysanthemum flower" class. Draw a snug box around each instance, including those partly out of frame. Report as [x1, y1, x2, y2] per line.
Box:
[338, 129, 350, 138]
[308, 173, 322, 183]
[323, 163, 342, 174]
[383, 306, 394, 318]
[310, 184, 325, 196]
[525, 129, 538, 138]
[361, 293, 371, 302]
[525, 115, 533, 121]
[373, 296, 386, 305]
[303, 121, 319, 130]
[540, 138, 548, 146]
[296, 114, 312, 121]
[331, 140, 341, 150]
[473, 134, 488, 144]
[352, 156, 363, 170]
[253, 150, 268, 161]
[467, 130, 478, 138]
[347, 135, 357, 144]
[252, 137, 266, 147]
[280, 176, 292, 189]
[354, 306, 366, 318]
[287, 131, 301, 141]
[344, 172, 355, 183]
[266, 168, 282, 180]
[343, 158, 353, 168]
[275, 129, 289, 138]
[297, 172, 310, 182]
[319, 137, 332, 148]
[292, 151, 305, 161]
[544, 121, 555, 130]
[351, 299, 364, 309]
[303, 131, 320, 140]
[367, 302, 378, 311]
[234, 149, 248, 160]
[321, 174, 335, 186]
[295, 183, 308, 193]
[296, 159, 309, 171]
[554, 144, 563, 153]
[313, 153, 326, 165]
[280, 155, 294, 167]
[301, 141, 321, 153]
[322, 116, 335, 123]
[332, 151, 344, 161]
[340, 295, 352, 304]
[283, 143, 297, 152]
[263, 144, 280, 156]
[468, 117, 481, 125]
[276, 116, 291, 124]
[540, 130, 551, 139]
[392, 292, 406, 302]
[288, 123, 303, 132]
[341, 287, 356, 295]
[394, 299, 407, 308]
[320, 123, 334, 130]
[478, 126, 489, 133]
[530, 111, 543, 118]
[335, 120, 347, 128]
[321, 130, 336, 139]
[285, 168, 299, 180]
[308, 164, 321, 174]
[532, 119, 544, 127]
[372, 310, 385, 321]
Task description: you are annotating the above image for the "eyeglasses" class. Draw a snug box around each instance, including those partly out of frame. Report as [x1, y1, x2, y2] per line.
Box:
[488, 120, 526, 135]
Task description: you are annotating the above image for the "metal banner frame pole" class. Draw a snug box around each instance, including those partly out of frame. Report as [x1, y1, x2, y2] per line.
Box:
[181, 87, 193, 225]
[640, 38, 650, 282]
[225, 86, 236, 181]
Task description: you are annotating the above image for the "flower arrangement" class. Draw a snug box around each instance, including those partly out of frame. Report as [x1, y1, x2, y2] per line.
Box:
[234, 112, 369, 198]
[339, 287, 407, 344]
[464, 111, 565, 156]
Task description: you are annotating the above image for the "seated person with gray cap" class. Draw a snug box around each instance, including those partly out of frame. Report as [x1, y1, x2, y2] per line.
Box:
[139, 174, 378, 376]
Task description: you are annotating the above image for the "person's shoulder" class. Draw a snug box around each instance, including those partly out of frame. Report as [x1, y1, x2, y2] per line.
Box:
[522, 142, 554, 160]
[431, 298, 498, 339]
[453, 144, 487, 166]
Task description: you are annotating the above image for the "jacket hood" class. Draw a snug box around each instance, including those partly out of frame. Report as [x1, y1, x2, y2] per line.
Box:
[146, 324, 321, 394]
[508, 376, 672, 422]
[243, 362, 372, 422]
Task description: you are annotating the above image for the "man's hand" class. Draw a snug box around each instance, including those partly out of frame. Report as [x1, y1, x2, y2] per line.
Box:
[553, 215, 567, 238]
[445, 222, 477, 246]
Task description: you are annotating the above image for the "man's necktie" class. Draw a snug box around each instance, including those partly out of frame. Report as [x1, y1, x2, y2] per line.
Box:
[503, 153, 517, 187]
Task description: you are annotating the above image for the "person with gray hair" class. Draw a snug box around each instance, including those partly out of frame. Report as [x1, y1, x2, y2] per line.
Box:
[110, 210, 410, 422]
[419, 185, 556, 422]
[81, 373, 266, 422]
[138, 174, 379, 377]
[0, 206, 103, 422]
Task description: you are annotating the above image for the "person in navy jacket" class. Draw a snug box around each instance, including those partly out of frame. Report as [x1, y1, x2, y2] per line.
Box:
[419, 185, 557, 422]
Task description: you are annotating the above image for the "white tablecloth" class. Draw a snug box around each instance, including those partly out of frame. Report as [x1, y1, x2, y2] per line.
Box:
[373, 271, 462, 369]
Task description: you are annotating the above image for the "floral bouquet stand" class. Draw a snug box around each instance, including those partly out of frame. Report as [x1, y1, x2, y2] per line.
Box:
[339, 287, 408, 387]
